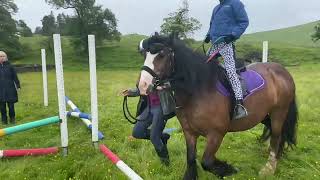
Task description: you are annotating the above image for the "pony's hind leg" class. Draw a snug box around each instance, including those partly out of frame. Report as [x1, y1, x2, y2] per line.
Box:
[201, 132, 237, 178]
[259, 108, 288, 176]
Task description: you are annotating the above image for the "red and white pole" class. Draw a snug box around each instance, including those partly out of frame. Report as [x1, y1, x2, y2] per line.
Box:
[0, 147, 58, 158]
[100, 144, 143, 180]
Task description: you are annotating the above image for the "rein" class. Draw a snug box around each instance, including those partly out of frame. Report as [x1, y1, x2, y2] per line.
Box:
[193, 42, 207, 54]
[122, 96, 149, 124]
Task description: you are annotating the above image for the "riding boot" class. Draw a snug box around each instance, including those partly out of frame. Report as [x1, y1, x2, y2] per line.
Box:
[10, 117, 15, 125]
[233, 99, 248, 120]
[1, 117, 8, 125]
[155, 145, 170, 166]
[161, 133, 170, 145]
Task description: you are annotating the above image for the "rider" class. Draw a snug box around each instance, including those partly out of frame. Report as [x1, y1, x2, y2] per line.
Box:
[204, 0, 249, 120]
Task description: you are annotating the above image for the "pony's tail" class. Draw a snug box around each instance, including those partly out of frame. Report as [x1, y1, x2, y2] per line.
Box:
[278, 97, 299, 156]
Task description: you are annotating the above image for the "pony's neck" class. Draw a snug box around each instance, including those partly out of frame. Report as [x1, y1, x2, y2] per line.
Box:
[172, 43, 218, 96]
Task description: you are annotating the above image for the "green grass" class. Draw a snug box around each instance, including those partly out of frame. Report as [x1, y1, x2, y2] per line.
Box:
[0, 64, 320, 179]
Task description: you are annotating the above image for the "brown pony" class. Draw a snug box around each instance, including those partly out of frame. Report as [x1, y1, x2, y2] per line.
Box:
[137, 34, 298, 179]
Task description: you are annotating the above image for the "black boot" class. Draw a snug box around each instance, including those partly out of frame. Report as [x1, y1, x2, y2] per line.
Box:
[155, 145, 170, 166]
[1, 115, 8, 125]
[10, 117, 15, 125]
[233, 100, 248, 120]
[161, 133, 170, 145]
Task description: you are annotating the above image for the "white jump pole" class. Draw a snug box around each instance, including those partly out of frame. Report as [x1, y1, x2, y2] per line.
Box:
[41, 49, 48, 107]
[262, 41, 268, 63]
[53, 34, 68, 155]
[88, 35, 99, 147]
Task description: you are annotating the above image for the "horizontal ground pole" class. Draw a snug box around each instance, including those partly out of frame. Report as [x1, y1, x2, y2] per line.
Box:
[0, 116, 60, 137]
[100, 144, 143, 180]
[0, 147, 59, 158]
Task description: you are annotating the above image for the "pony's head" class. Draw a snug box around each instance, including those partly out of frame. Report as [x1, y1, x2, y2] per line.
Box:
[138, 33, 218, 96]
[138, 33, 176, 95]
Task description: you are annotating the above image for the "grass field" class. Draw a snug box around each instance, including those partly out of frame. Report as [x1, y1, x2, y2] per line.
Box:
[1, 22, 320, 179]
[0, 64, 319, 179]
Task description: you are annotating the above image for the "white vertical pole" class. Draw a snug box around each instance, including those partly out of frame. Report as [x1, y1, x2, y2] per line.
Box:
[88, 35, 99, 145]
[53, 34, 68, 155]
[263, 41, 268, 63]
[41, 49, 48, 107]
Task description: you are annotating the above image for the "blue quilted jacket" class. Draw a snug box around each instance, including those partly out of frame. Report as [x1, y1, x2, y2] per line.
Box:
[208, 0, 249, 42]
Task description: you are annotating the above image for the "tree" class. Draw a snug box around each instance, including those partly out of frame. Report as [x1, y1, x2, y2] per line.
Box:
[311, 22, 320, 42]
[45, 0, 120, 54]
[0, 0, 18, 13]
[0, 1, 24, 59]
[34, 26, 43, 34]
[41, 11, 57, 36]
[160, 0, 201, 39]
[16, 20, 33, 37]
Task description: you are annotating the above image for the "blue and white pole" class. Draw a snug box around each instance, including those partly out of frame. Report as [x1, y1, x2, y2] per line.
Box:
[65, 96, 104, 140]
[67, 111, 92, 120]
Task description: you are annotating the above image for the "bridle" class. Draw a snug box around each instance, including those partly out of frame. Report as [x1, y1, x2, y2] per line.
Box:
[123, 45, 176, 124]
[141, 45, 175, 90]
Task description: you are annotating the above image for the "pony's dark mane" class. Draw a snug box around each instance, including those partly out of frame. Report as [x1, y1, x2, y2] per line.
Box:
[170, 39, 219, 95]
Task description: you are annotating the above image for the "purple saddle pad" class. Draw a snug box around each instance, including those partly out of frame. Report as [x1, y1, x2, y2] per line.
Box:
[217, 70, 265, 99]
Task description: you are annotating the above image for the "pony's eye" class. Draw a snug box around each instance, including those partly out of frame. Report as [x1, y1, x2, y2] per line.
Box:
[158, 50, 166, 57]
[149, 47, 159, 54]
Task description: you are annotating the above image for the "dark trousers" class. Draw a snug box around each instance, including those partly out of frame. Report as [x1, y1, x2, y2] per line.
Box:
[132, 105, 167, 151]
[0, 102, 15, 124]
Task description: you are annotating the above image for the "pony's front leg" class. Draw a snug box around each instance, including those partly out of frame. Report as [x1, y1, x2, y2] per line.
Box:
[183, 131, 198, 180]
[201, 132, 238, 178]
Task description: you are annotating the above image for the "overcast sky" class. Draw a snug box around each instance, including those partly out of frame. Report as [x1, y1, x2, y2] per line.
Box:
[14, 0, 320, 40]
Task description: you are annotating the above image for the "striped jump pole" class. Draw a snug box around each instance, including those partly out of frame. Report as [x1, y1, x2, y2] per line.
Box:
[163, 128, 178, 134]
[0, 147, 59, 158]
[100, 144, 143, 180]
[0, 116, 60, 137]
[65, 96, 81, 112]
[67, 111, 92, 120]
[65, 96, 104, 140]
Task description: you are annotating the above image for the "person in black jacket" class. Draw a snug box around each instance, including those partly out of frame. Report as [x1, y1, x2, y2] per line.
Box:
[0, 51, 20, 125]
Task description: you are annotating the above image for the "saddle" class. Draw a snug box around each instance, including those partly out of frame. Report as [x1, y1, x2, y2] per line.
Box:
[214, 58, 265, 118]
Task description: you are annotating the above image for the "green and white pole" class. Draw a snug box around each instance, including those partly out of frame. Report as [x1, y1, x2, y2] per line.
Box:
[0, 116, 60, 137]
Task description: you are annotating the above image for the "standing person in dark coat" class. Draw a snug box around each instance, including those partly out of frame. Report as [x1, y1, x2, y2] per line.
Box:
[0, 51, 20, 125]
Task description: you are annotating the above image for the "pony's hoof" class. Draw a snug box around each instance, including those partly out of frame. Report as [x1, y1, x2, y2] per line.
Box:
[259, 164, 275, 176]
[183, 171, 198, 180]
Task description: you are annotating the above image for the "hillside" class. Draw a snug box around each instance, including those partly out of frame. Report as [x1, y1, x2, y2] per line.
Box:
[241, 21, 320, 47]
[13, 21, 320, 68]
